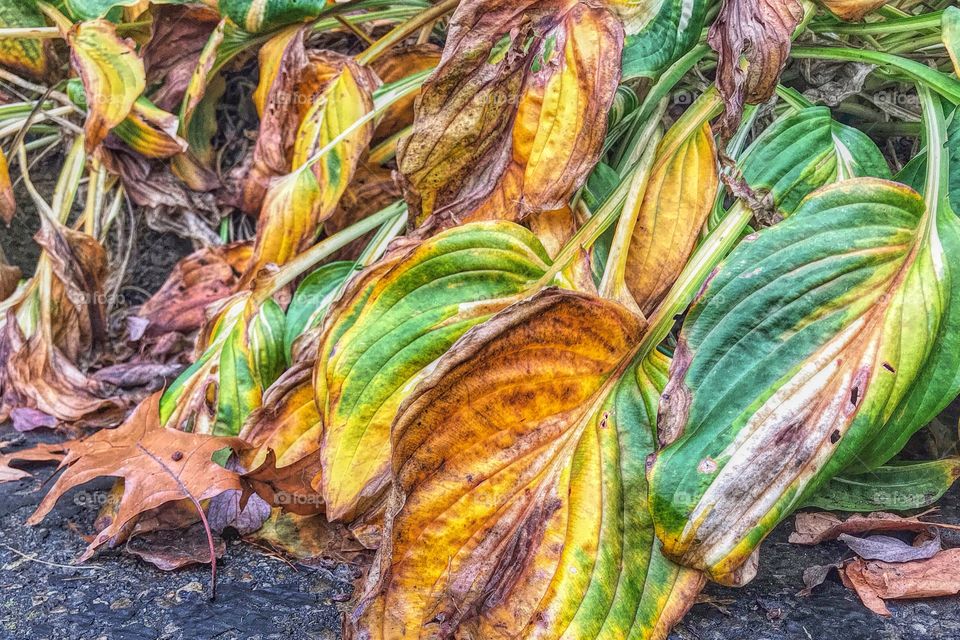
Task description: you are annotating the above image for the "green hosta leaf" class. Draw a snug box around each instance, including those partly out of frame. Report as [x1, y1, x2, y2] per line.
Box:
[315, 222, 558, 520]
[892, 108, 960, 214]
[612, 0, 708, 80]
[217, 0, 327, 33]
[353, 290, 704, 639]
[804, 459, 960, 512]
[649, 176, 960, 584]
[283, 261, 353, 360]
[739, 106, 891, 216]
[0, 0, 51, 80]
[60, 0, 187, 20]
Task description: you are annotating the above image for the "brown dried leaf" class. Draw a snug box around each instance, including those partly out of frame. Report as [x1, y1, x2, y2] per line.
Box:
[141, 4, 222, 111]
[818, 0, 887, 21]
[249, 509, 368, 564]
[137, 241, 252, 338]
[841, 549, 960, 617]
[1, 320, 125, 427]
[125, 523, 226, 571]
[838, 530, 941, 563]
[790, 511, 946, 545]
[28, 393, 247, 559]
[708, 0, 804, 135]
[0, 442, 66, 484]
[242, 448, 323, 517]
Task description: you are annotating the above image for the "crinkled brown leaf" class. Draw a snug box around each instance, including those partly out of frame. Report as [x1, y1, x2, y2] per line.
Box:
[708, 0, 804, 135]
[249, 509, 368, 564]
[242, 448, 324, 516]
[324, 161, 401, 261]
[28, 393, 247, 559]
[789, 511, 949, 545]
[137, 241, 252, 338]
[838, 530, 941, 563]
[841, 549, 960, 616]
[140, 4, 222, 111]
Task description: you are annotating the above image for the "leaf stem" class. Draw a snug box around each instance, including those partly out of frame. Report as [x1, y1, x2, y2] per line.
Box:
[355, 0, 458, 66]
[790, 46, 960, 104]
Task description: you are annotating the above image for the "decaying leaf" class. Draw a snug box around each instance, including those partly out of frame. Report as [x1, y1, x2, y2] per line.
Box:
[136, 242, 252, 339]
[354, 290, 704, 639]
[838, 530, 940, 563]
[790, 511, 949, 546]
[841, 549, 960, 616]
[240, 49, 377, 278]
[397, 0, 623, 224]
[57, 17, 146, 152]
[28, 393, 246, 559]
[708, 0, 804, 134]
[125, 524, 226, 571]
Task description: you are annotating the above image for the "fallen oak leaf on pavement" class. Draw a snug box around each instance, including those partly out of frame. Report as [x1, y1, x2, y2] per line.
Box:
[841, 548, 960, 617]
[28, 392, 247, 562]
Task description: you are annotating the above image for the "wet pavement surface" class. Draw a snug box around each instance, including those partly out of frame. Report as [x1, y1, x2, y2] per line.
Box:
[2, 424, 960, 640]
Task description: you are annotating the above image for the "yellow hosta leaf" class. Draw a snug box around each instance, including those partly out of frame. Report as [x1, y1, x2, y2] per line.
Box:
[63, 19, 146, 153]
[624, 121, 718, 315]
[507, 3, 623, 215]
[354, 290, 704, 639]
[116, 98, 189, 158]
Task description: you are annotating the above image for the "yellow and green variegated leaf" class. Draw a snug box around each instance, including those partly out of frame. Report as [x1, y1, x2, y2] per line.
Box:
[59, 0, 186, 21]
[649, 166, 960, 583]
[66, 80, 188, 158]
[354, 289, 704, 640]
[217, 0, 329, 34]
[284, 261, 353, 360]
[803, 458, 960, 512]
[241, 54, 376, 281]
[0, 0, 51, 80]
[738, 106, 891, 216]
[611, 0, 709, 80]
[315, 221, 556, 520]
[59, 18, 146, 153]
[159, 293, 287, 436]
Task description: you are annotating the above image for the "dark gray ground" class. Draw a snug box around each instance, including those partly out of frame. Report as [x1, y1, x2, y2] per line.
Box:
[2, 433, 959, 640]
